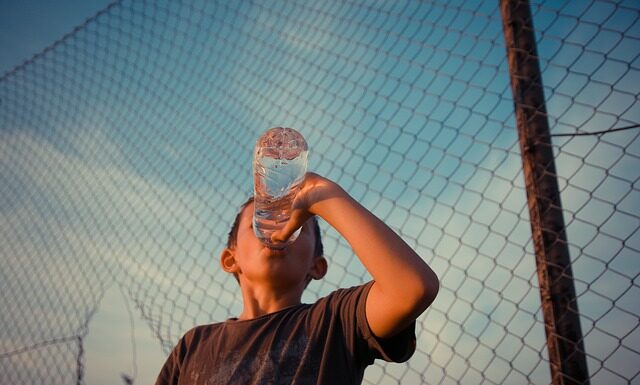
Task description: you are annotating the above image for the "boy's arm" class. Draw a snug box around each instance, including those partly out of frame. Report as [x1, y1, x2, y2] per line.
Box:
[273, 173, 439, 339]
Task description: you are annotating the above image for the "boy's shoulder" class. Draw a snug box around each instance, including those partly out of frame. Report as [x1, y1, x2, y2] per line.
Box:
[312, 281, 374, 312]
[179, 320, 225, 345]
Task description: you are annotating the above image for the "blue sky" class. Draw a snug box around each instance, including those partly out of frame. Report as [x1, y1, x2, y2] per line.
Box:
[1, 1, 638, 384]
[0, 0, 114, 75]
[1, 2, 165, 383]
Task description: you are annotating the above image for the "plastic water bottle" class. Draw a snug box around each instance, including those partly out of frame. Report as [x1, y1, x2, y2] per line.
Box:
[253, 127, 308, 248]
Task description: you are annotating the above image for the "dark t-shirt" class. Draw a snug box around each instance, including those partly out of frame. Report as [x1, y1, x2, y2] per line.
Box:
[155, 282, 416, 385]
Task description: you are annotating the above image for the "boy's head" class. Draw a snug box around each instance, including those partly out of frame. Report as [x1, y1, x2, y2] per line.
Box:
[221, 197, 326, 288]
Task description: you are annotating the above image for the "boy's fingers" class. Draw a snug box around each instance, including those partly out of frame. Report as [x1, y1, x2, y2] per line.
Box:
[270, 231, 288, 243]
[271, 226, 295, 243]
[271, 220, 299, 243]
[271, 210, 308, 242]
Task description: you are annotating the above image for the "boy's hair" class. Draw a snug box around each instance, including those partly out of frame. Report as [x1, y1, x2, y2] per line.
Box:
[226, 196, 324, 258]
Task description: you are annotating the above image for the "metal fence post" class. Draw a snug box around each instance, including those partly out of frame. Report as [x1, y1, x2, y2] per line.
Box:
[499, 1, 590, 384]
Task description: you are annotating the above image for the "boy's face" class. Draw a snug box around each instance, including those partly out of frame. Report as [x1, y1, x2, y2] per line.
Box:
[222, 202, 325, 289]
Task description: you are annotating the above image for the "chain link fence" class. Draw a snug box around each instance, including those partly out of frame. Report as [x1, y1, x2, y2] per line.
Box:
[1, 0, 638, 384]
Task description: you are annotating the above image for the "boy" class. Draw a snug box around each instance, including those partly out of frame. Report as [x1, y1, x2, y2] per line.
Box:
[155, 172, 439, 384]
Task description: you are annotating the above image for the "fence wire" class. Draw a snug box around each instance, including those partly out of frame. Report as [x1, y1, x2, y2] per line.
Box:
[0, 0, 638, 384]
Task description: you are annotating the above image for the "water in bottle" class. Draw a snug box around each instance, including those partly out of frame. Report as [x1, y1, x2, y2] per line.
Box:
[253, 127, 308, 249]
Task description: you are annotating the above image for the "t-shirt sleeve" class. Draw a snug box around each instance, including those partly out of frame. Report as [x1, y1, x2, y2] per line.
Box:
[155, 344, 181, 385]
[329, 281, 417, 365]
[154, 330, 193, 385]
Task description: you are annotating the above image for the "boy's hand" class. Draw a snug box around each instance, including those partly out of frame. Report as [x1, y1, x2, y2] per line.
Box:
[271, 172, 345, 243]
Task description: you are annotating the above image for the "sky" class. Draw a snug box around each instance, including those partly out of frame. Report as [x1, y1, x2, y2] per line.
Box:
[0, 0, 114, 75]
[0, 1, 638, 385]
[1, 1, 165, 384]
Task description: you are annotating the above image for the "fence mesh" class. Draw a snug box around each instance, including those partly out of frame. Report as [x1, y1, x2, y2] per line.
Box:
[0, 0, 638, 384]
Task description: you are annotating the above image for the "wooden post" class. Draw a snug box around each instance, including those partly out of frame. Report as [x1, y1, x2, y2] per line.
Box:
[499, 1, 590, 384]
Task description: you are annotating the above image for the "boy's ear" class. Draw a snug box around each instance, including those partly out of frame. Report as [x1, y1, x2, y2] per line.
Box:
[220, 248, 239, 274]
[309, 256, 328, 280]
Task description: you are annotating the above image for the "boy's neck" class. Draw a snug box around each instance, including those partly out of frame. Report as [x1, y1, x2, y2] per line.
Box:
[237, 281, 305, 320]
